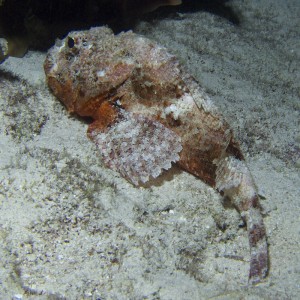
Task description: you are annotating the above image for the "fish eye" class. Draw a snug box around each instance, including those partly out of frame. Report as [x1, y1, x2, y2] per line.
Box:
[67, 37, 75, 48]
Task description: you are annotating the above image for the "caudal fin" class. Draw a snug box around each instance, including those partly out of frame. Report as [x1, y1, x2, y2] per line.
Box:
[215, 156, 268, 284]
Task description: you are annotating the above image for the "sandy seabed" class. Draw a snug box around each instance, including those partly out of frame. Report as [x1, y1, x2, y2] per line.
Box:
[0, 0, 299, 299]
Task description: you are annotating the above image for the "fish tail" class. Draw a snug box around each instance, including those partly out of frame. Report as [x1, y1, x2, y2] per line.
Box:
[215, 156, 268, 284]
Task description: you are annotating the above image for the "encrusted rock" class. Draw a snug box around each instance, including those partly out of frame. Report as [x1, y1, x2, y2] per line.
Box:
[0, 37, 8, 63]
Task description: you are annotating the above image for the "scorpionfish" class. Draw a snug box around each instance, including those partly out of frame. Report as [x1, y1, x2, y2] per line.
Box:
[44, 26, 268, 284]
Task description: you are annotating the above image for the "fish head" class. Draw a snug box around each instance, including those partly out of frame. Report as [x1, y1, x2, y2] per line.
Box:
[44, 27, 135, 117]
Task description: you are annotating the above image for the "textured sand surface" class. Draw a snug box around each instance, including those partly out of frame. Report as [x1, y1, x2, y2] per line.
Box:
[0, 0, 299, 299]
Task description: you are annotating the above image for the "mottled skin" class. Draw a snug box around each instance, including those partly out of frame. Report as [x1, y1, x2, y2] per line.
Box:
[44, 26, 268, 284]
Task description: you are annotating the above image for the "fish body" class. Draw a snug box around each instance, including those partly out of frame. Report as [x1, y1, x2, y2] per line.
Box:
[44, 26, 268, 284]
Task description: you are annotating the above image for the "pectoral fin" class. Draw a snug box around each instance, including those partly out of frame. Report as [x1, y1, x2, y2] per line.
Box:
[89, 109, 182, 185]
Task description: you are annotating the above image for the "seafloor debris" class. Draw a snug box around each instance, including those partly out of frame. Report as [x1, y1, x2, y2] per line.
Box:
[44, 26, 268, 284]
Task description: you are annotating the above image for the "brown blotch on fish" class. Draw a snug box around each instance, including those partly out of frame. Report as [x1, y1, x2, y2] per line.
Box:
[249, 223, 267, 246]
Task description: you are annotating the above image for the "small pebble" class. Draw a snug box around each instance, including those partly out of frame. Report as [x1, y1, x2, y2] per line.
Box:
[295, 158, 300, 169]
[294, 134, 300, 144]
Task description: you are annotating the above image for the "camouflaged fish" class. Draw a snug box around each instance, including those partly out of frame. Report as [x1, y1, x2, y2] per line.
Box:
[44, 26, 268, 284]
